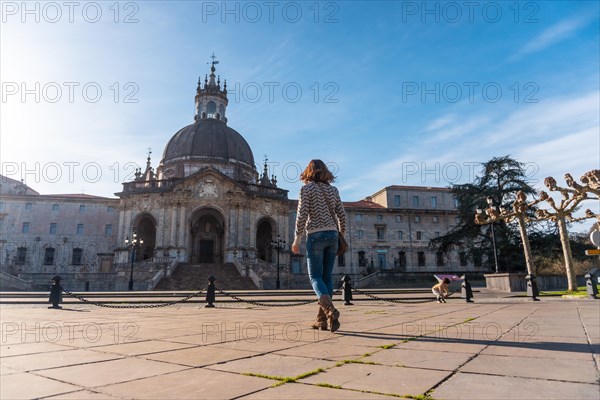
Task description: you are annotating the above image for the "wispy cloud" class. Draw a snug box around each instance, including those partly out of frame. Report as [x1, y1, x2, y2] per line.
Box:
[511, 14, 596, 60]
[343, 91, 599, 200]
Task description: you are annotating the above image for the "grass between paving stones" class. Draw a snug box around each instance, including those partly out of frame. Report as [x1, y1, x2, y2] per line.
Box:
[315, 382, 342, 389]
[378, 343, 396, 349]
[334, 359, 379, 367]
[242, 368, 325, 387]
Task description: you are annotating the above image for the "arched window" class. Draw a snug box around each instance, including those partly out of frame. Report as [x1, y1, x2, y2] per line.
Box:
[206, 101, 217, 117]
[17, 247, 27, 265]
[417, 251, 426, 267]
[219, 104, 225, 118]
[44, 248, 55, 265]
[72, 248, 83, 265]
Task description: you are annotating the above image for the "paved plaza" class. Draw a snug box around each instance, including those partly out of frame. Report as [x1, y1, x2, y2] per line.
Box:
[1, 295, 599, 400]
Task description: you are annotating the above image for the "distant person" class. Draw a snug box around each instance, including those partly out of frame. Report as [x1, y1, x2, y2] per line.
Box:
[432, 278, 451, 303]
[292, 160, 347, 332]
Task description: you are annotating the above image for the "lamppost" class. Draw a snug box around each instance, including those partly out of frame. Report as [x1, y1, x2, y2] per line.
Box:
[270, 235, 286, 289]
[125, 232, 143, 291]
[476, 196, 500, 274]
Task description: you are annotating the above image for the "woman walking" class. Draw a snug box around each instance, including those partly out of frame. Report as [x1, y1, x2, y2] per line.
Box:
[291, 160, 347, 332]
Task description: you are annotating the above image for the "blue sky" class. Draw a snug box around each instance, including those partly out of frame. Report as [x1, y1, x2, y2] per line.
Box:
[1, 1, 599, 232]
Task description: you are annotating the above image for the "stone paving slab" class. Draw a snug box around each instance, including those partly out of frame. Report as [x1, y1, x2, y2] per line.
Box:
[364, 347, 474, 371]
[434, 371, 600, 400]
[0, 299, 599, 399]
[208, 352, 335, 377]
[34, 357, 188, 387]
[142, 345, 259, 368]
[94, 368, 274, 400]
[460, 353, 599, 383]
[87, 339, 197, 356]
[1, 348, 123, 372]
[0, 372, 80, 399]
[238, 381, 398, 399]
[299, 362, 450, 397]
[45, 389, 120, 399]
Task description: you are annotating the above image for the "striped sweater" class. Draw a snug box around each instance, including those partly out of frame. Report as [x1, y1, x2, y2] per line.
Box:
[293, 182, 347, 246]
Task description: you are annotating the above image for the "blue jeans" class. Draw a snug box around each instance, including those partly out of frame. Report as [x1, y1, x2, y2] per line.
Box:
[306, 230, 338, 298]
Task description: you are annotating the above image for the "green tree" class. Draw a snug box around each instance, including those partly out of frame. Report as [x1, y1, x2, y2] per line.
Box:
[430, 156, 536, 272]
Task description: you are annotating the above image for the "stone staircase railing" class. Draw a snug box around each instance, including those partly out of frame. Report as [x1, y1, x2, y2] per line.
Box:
[0, 271, 33, 291]
[232, 260, 264, 289]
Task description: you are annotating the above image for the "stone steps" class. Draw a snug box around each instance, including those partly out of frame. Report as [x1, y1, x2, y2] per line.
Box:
[154, 263, 257, 291]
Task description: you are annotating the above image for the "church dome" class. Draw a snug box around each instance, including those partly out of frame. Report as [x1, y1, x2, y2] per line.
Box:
[161, 118, 255, 168]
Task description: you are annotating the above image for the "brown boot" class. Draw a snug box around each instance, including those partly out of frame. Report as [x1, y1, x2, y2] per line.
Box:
[319, 294, 340, 333]
[310, 306, 328, 330]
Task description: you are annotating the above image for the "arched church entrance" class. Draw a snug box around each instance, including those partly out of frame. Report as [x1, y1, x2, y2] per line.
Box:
[256, 218, 274, 263]
[133, 213, 156, 260]
[190, 208, 224, 264]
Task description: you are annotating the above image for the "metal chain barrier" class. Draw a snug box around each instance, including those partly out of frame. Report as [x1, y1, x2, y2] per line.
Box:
[61, 287, 205, 309]
[351, 287, 460, 304]
[214, 286, 343, 307]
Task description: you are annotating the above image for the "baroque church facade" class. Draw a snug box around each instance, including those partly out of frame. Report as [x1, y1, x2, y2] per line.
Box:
[0, 61, 479, 291]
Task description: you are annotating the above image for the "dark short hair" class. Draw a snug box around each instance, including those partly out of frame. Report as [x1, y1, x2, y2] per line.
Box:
[443, 278, 451, 284]
[300, 159, 336, 184]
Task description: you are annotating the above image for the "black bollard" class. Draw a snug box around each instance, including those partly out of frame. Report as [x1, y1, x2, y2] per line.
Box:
[585, 271, 598, 299]
[461, 275, 474, 303]
[342, 275, 353, 305]
[205, 276, 216, 308]
[48, 275, 63, 309]
[526, 274, 540, 301]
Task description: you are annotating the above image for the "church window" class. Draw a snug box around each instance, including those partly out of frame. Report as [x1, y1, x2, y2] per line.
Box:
[433, 216, 439, 223]
[398, 251, 406, 268]
[107, 206, 115, 213]
[358, 230, 363, 239]
[397, 231, 403, 240]
[355, 214, 362, 221]
[105, 224, 113, 236]
[52, 204, 59, 211]
[79, 205, 86, 213]
[72, 248, 83, 265]
[394, 195, 401, 207]
[25, 203, 32, 210]
[376, 227, 385, 240]
[417, 251, 426, 266]
[49, 223, 57, 235]
[396, 215, 402, 223]
[77, 224, 84, 235]
[473, 250, 482, 267]
[207, 101, 217, 117]
[22, 222, 30, 234]
[436, 251, 444, 266]
[412, 196, 419, 207]
[416, 231, 422, 240]
[17, 247, 27, 265]
[219, 104, 225, 118]
[358, 251, 367, 267]
[44, 248, 55, 265]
